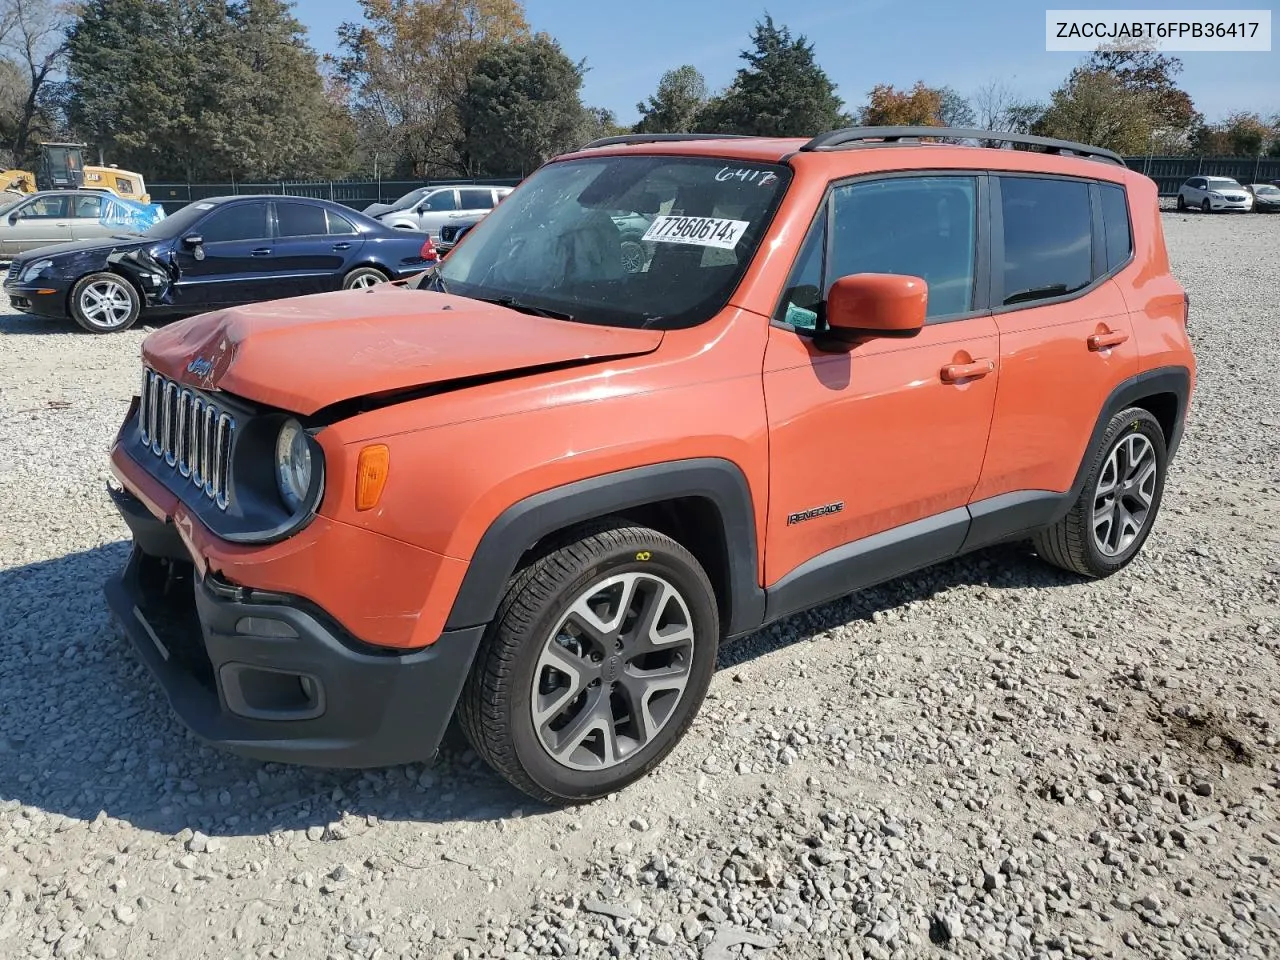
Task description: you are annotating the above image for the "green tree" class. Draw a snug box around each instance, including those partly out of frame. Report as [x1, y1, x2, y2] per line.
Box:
[1034, 68, 1156, 155]
[694, 16, 846, 137]
[1083, 42, 1199, 134]
[335, 0, 529, 176]
[938, 86, 975, 129]
[1221, 111, 1271, 155]
[579, 104, 625, 143]
[457, 34, 585, 176]
[633, 65, 707, 133]
[66, 0, 353, 181]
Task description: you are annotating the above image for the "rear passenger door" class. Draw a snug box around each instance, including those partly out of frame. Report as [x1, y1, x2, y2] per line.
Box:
[270, 201, 366, 295]
[968, 175, 1138, 526]
[762, 173, 1000, 598]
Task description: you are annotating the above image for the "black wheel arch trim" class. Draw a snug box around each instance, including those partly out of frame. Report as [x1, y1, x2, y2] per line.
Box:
[1049, 365, 1190, 527]
[443, 458, 766, 637]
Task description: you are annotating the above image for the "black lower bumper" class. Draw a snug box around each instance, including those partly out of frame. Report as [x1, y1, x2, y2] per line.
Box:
[104, 487, 484, 768]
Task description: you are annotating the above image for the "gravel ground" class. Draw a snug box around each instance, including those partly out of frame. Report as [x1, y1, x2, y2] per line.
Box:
[1, 211, 1278, 960]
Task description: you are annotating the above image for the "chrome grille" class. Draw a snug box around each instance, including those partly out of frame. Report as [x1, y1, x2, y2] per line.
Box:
[5, 262, 19, 284]
[138, 368, 235, 509]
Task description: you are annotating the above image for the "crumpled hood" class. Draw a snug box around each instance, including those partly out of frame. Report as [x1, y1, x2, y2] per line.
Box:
[140, 284, 664, 415]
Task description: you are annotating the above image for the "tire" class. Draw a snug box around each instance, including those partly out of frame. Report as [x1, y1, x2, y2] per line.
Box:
[342, 266, 389, 290]
[1033, 407, 1168, 579]
[69, 272, 141, 333]
[458, 520, 720, 805]
[1175, 194, 1186, 211]
[1201, 199, 1211, 213]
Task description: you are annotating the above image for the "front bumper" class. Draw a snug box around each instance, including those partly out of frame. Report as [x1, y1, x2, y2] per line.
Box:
[1208, 199, 1252, 211]
[104, 485, 484, 768]
[3, 281, 70, 318]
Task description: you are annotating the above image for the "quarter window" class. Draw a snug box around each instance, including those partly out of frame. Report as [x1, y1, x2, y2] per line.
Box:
[326, 209, 357, 235]
[828, 176, 978, 320]
[199, 203, 269, 243]
[997, 176, 1092, 306]
[1098, 184, 1132, 272]
[459, 188, 496, 210]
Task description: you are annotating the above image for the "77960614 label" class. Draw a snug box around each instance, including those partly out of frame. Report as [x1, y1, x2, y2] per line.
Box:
[641, 215, 750, 250]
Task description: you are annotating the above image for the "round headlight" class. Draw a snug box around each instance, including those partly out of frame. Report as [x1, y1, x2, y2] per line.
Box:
[275, 419, 312, 511]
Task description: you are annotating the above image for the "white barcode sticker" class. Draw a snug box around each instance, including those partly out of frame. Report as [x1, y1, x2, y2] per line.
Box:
[641, 215, 750, 250]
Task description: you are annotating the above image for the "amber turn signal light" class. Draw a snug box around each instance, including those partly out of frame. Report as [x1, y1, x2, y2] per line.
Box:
[355, 444, 390, 511]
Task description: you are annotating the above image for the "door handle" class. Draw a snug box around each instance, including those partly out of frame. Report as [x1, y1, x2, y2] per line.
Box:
[1087, 330, 1129, 351]
[251, 247, 272, 257]
[332, 242, 351, 250]
[940, 359, 995, 382]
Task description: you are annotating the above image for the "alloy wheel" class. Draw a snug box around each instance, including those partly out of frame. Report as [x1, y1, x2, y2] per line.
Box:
[79, 280, 133, 329]
[1092, 433, 1157, 557]
[531, 572, 695, 771]
[350, 271, 383, 288]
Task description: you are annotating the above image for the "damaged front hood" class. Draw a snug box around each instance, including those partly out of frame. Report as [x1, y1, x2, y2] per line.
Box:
[141, 284, 664, 415]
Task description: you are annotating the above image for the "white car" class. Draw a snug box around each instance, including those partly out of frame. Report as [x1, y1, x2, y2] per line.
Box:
[1175, 176, 1253, 213]
[375, 186, 513, 240]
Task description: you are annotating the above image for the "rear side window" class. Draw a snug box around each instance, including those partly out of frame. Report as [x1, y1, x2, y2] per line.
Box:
[997, 177, 1092, 306]
[459, 188, 496, 210]
[1098, 184, 1132, 272]
[200, 203, 269, 243]
[276, 201, 328, 238]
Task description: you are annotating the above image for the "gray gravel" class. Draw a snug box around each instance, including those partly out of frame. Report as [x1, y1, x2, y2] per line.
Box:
[1, 211, 1278, 960]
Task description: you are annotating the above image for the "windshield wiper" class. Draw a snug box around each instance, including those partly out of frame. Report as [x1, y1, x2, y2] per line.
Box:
[471, 294, 576, 322]
[1003, 283, 1070, 305]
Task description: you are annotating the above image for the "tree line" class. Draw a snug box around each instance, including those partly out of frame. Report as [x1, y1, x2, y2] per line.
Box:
[0, 0, 1274, 184]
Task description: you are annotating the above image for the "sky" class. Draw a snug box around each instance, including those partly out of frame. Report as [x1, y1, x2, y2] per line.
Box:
[298, 0, 1279, 126]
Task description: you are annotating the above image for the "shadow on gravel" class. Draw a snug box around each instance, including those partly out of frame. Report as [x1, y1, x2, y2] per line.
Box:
[0, 539, 1081, 838]
[0, 312, 71, 335]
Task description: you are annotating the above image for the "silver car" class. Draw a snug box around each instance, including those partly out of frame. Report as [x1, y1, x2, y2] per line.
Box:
[377, 186, 513, 240]
[1175, 176, 1253, 213]
[0, 190, 131, 256]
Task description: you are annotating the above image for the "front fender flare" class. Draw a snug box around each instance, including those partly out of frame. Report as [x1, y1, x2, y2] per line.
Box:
[443, 457, 766, 638]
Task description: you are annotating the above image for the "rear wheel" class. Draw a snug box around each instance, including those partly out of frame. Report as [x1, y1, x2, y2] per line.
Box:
[342, 266, 389, 289]
[458, 521, 719, 805]
[1034, 408, 1167, 578]
[69, 272, 140, 333]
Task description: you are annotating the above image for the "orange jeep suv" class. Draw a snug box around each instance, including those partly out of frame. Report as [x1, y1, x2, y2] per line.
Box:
[104, 127, 1195, 805]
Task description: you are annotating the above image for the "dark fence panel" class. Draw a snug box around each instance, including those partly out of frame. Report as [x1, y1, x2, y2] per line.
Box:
[148, 159, 1280, 210]
[148, 177, 523, 213]
[1121, 156, 1280, 196]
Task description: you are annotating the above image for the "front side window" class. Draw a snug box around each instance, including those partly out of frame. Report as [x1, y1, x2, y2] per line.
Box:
[276, 201, 328, 238]
[435, 155, 791, 330]
[199, 202, 269, 243]
[421, 190, 458, 212]
[828, 176, 978, 320]
[22, 195, 69, 218]
[997, 176, 1092, 306]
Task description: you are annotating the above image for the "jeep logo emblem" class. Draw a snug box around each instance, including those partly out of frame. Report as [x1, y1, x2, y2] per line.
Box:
[187, 357, 214, 377]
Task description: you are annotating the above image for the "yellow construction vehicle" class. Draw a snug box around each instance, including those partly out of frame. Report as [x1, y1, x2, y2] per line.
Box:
[0, 142, 150, 203]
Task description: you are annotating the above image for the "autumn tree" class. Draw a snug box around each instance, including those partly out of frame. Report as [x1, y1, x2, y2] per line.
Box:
[1083, 42, 1198, 134]
[858, 82, 943, 127]
[457, 34, 585, 176]
[335, 0, 529, 176]
[695, 16, 845, 137]
[1034, 69, 1156, 155]
[633, 65, 707, 133]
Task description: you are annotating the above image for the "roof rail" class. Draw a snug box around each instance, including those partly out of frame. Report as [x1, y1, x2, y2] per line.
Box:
[578, 133, 753, 150]
[799, 126, 1124, 166]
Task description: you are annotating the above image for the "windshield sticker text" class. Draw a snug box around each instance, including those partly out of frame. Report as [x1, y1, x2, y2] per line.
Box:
[642, 215, 749, 250]
[715, 167, 778, 187]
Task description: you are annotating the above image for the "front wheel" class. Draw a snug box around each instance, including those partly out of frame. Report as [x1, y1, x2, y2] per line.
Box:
[1201, 199, 1211, 213]
[69, 272, 141, 333]
[1033, 407, 1168, 578]
[458, 522, 719, 805]
[342, 266, 389, 289]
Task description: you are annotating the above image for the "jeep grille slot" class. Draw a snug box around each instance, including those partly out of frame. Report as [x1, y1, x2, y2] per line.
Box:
[138, 368, 235, 510]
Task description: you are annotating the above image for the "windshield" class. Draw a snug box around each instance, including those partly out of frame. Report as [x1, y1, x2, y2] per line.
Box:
[1207, 178, 1242, 190]
[1252, 184, 1279, 196]
[434, 155, 791, 329]
[390, 188, 429, 212]
[134, 201, 215, 239]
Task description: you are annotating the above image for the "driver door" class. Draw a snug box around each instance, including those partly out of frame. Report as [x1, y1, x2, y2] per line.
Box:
[169, 200, 276, 309]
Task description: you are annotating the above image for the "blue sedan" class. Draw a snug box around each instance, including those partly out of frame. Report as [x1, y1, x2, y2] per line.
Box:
[2, 194, 439, 333]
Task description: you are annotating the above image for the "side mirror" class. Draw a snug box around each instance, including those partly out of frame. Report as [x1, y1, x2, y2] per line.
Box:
[181, 234, 203, 248]
[8, 211, 21, 223]
[817, 273, 927, 349]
